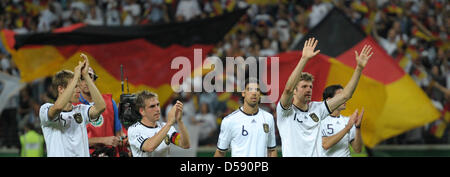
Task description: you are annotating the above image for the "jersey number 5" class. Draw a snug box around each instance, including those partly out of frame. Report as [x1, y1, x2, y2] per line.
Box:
[327, 124, 334, 134]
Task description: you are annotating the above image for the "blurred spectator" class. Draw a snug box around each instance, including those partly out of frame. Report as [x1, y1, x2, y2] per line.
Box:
[176, 0, 202, 22]
[0, 92, 19, 149]
[105, 0, 121, 26]
[38, 3, 59, 32]
[122, 0, 142, 26]
[308, 0, 333, 28]
[84, 5, 104, 26]
[19, 122, 44, 157]
[18, 85, 40, 132]
[144, 0, 167, 24]
[193, 103, 217, 146]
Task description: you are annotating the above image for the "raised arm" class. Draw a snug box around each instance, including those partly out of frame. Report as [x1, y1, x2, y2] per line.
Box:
[322, 110, 358, 150]
[141, 105, 177, 152]
[326, 45, 373, 112]
[47, 61, 84, 120]
[173, 100, 190, 149]
[280, 38, 320, 108]
[80, 54, 106, 121]
[351, 108, 364, 153]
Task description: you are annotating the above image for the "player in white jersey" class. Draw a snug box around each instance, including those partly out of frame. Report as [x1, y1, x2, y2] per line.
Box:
[128, 91, 190, 157]
[39, 54, 106, 157]
[276, 38, 374, 157]
[320, 85, 364, 157]
[215, 78, 277, 157]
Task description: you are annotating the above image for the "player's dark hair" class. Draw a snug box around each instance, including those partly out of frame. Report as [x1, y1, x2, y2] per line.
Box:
[322, 84, 343, 101]
[244, 77, 259, 90]
[241, 77, 263, 104]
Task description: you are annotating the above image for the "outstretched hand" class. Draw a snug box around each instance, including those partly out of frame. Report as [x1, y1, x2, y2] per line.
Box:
[347, 109, 358, 129]
[355, 45, 374, 69]
[167, 101, 183, 125]
[301, 37, 320, 60]
[80, 53, 90, 76]
[174, 100, 184, 122]
[355, 108, 364, 128]
[74, 59, 85, 78]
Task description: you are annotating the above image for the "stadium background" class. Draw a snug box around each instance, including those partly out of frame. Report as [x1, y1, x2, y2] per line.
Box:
[0, 0, 449, 157]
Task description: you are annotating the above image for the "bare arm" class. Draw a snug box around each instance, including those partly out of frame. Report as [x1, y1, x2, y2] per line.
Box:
[141, 123, 173, 152]
[268, 148, 277, 157]
[214, 149, 226, 157]
[280, 38, 320, 108]
[89, 136, 120, 147]
[350, 108, 364, 153]
[141, 105, 177, 152]
[174, 101, 190, 149]
[327, 45, 373, 112]
[322, 110, 357, 150]
[47, 61, 84, 120]
[80, 54, 106, 121]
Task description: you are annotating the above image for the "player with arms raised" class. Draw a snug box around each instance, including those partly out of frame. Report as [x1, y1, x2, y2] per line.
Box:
[276, 38, 373, 157]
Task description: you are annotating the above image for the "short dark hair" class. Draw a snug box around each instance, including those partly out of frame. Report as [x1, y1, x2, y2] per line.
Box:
[241, 77, 260, 103]
[322, 84, 343, 101]
[244, 77, 259, 90]
[136, 90, 158, 110]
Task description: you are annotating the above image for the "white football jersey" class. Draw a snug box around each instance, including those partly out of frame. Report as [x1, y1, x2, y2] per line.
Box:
[217, 107, 276, 157]
[128, 121, 177, 157]
[321, 115, 356, 157]
[276, 101, 331, 157]
[39, 103, 92, 157]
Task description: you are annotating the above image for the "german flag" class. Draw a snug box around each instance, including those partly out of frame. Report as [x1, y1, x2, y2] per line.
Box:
[285, 8, 440, 148]
[430, 102, 450, 139]
[1, 8, 247, 106]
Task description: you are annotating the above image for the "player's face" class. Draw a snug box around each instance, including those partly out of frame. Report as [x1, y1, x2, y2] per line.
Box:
[333, 89, 346, 110]
[79, 78, 89, 94]
[141, 97, 161, 122]
[67, 78, 81, 103]
[242, 83, 261, 107]
[79, 72, 96, 94]
[295, 80, 313, 102]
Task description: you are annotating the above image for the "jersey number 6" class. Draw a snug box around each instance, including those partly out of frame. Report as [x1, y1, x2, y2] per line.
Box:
[242, 125, 248, 136]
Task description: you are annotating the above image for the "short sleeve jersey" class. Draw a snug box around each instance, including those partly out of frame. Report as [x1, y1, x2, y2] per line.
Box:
[321, 115, 356, 157]
[39, 103, 92, 157]
[128, 121, 177, 157]
[217, 107, 276, 157]
[276, 101, 331, 157]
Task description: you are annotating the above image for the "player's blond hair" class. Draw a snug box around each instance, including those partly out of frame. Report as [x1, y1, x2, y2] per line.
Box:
[136, 90, 158, 110]
[52, 70, 74, 92]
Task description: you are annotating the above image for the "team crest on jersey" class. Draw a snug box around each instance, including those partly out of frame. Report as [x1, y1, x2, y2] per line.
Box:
[73, 113, 83, 124]
[164, 135, 170, 145]
[90, 115, 104, 127]
[263, 123, 269, 133]
[309, 113, 319, 122]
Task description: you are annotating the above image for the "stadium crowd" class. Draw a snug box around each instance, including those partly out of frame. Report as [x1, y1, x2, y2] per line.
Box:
[0, 0, 448, 155]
